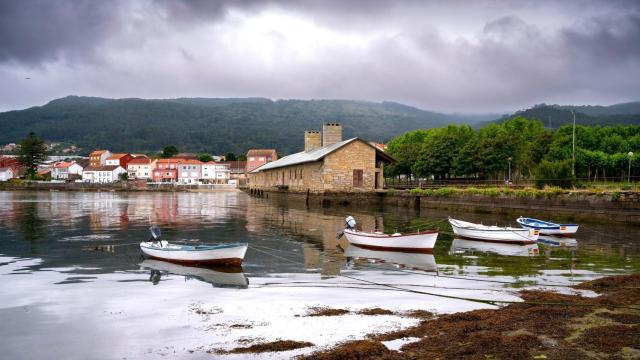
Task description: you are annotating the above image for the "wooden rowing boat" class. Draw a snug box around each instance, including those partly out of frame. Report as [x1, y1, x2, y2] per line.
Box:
[516, 217, 579, 236]
[342, 216, 438, 253]
[449, 218, 539, 244]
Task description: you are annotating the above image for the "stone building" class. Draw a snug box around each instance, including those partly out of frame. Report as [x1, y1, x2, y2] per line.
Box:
[249, 123, 394, 193]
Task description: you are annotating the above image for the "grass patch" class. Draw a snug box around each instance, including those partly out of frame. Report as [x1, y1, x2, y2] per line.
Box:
[356, 308, 395, 316]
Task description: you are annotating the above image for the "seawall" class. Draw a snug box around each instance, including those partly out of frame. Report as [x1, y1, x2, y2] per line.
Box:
[246, 189, 640, 224]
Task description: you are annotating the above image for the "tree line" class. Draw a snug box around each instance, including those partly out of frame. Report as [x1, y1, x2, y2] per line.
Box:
[385, 116, 639, 186]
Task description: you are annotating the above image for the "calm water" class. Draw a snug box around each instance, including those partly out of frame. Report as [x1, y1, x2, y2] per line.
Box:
[0, 190, 638, 359]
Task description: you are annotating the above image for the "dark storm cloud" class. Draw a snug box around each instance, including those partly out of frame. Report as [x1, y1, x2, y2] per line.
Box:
[0, 0, 122, 64]
[0, 0, 639, 112]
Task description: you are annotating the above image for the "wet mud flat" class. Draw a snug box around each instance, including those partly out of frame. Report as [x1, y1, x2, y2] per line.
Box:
[215, 274, 640, 359]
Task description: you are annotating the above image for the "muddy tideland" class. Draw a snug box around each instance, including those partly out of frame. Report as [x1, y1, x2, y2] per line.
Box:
[301, 274, 640, 360]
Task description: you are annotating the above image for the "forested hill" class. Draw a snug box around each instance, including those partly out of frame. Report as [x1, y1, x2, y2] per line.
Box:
[489, 102, 640, 128]
[0, 96, 491, 155]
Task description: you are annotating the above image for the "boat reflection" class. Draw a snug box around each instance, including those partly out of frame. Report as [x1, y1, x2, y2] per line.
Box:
[140, 259, 249, 289]
[344, 245, 437, 272]
[538, 235, 578, 247]
[450, 238, 540, 257]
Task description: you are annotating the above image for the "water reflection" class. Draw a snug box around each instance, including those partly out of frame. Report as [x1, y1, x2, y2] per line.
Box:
[450, 238, 540, 257]
[538, 235, 578, 247]
[344, 245, 437, 272]
[140, 259, 249, 289]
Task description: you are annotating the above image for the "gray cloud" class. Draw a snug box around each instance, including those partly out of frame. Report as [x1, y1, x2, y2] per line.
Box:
[0, 0, 639, 113]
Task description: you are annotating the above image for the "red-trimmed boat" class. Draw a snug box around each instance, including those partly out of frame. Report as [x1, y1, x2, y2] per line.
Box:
[342, 216, 438, 253]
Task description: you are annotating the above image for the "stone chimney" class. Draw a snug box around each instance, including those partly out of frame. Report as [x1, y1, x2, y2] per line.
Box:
[322, 123, 342, 147]
[304, 130, 322, 152]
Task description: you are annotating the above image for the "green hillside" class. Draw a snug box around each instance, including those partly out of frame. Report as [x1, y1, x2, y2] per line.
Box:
[0, 96, 486, 155]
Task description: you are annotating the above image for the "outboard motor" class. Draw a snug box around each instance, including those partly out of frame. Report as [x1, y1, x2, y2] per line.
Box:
[345, 216, 357, 230]
[149, 225, 162, 242]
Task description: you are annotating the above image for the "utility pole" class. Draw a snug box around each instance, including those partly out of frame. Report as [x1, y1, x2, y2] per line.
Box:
[572, 110, 576, 177]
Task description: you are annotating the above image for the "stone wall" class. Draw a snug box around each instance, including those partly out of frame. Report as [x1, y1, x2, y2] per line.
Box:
[248, 140, 383, 193]
[323, 140, 378, 192]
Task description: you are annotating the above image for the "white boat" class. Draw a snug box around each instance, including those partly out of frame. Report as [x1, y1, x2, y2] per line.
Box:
[344, 245, 437, 271]
[140, 259, 249, 288]
[342, 216, 438, 253]
[450, 238, 540, 257]
[448, 218, 539, 244]
[516, 217, 579, 236]
[140, 226, 248, 265]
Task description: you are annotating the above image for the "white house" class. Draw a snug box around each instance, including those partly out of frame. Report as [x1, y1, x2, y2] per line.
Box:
[127, 158, 156, 180]
[177, 160, 202, 184]
[51, 161, 83, 180]
[0, 167, 15, 181]
[201, 162, 231, 184]
[82, 165, 126, 183]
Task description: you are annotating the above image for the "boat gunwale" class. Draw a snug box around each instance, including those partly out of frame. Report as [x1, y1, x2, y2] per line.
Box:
[343, 229, 438, 238]
[140, 242, 248, 252]
[517, 217, 578, 228]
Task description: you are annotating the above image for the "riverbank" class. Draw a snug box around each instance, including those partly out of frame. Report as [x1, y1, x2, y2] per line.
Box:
[248, 187, 640, 224]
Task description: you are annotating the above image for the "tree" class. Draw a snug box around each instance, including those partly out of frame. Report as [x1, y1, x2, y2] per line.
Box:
[17, 132, 47, 179]
[161, 145, 178, 158]
[237, 154, 247, 161]
[118, 172, 129, 182]
[225, 152, 237, 161]
[198, 153, 213, 162]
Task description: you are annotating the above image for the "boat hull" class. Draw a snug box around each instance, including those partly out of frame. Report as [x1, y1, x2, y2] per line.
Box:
[450, 238, 539, 256]
[140, 242, 248, 265]
[343, 229, 437, 253]
[449, 219, 538, 244]
[516, 217, 578, 236]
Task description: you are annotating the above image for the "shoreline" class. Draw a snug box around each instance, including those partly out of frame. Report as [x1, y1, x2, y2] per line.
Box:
[0, 181, 240, 193]
[248, 188, 640, 224]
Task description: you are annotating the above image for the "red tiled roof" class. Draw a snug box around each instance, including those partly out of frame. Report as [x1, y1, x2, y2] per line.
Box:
[53, 161, 74, 168]
[90, 150, 109, 156]
[156, 158, 185, 163]
[84, 165, 122, 171]
[179, 159, 202, 165]
[247, 149, 277, 157]
[128, 158, 151, 165]
[107, 153, 129, 160]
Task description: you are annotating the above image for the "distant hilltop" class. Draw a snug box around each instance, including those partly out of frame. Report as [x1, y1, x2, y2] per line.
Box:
[0, 96, 638, 155]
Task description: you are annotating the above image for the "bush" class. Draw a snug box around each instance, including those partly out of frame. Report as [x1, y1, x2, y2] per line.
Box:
[534, 159, 574, 189]
[611, 191, 621, 201]
[434, 187, 457, 197]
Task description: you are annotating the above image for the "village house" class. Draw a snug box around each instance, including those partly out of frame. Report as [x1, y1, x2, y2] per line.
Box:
[246, 149, 277, 172]
[249, 123, 394, 193]
[105, 153, 134, 168]
[152, 158, 182, 183]
[219, 160, 248, 186]
[51, 161, 83, 180]
[0, 156, 23, 178]
[89, 150, 112, 167]
[127, 158, 156, 180]
[0, 167, 15, 181]
[177, 159, 202, 184]
[82, 165, 126, 183]
[201, 162, 231, 184]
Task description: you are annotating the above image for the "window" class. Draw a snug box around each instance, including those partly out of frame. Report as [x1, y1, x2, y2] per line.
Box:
[353, 169, 363, 188]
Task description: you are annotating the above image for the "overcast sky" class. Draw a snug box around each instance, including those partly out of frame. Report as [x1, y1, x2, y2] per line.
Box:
[1, 0, 639, 113]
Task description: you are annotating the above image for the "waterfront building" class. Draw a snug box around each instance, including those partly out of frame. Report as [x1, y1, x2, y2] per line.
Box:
[201, 162, 231, 184]
[127, 158, 156, 180]
[82, 165, 126, 183]
[249, 123, 394, 193]
[0, 167, 15, 181]
[152, 158, 182, 183]
[105, 153, 134, 168]
[89, 150, 112, 167]
[246, 149, 278, 173]
[177, 159, 202, 184]
[219, 161, 248, 186]
[51, 161, 83, 180]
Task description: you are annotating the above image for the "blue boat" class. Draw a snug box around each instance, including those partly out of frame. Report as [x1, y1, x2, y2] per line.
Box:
[516, 217, 579, 236]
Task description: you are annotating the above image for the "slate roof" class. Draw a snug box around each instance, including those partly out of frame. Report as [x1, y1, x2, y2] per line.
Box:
[250, 138, 395, 173]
